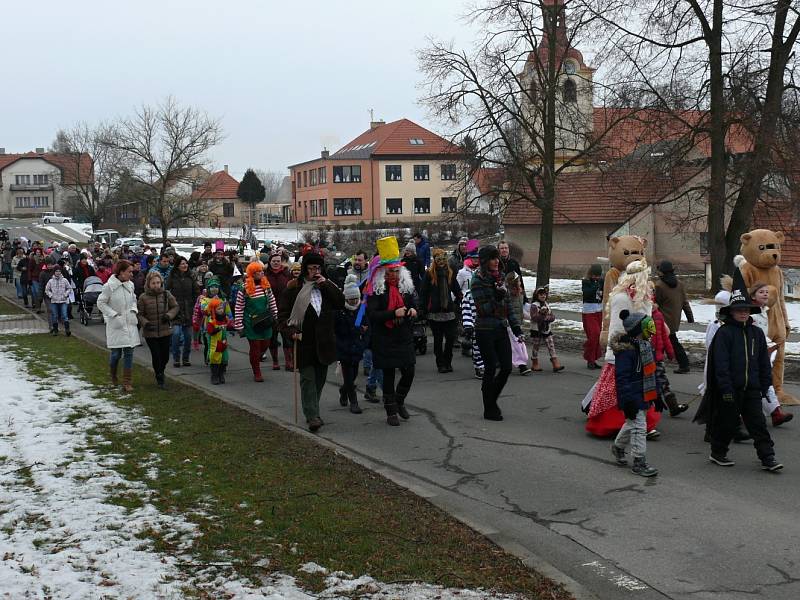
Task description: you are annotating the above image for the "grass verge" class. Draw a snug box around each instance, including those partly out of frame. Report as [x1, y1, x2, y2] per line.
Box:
[2, 333, 572, 600]
[0, 296, 27, 315]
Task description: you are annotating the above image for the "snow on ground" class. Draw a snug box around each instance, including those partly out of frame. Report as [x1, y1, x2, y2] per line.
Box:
[59, 222, 94, 238]
[0, 346, 523, 599]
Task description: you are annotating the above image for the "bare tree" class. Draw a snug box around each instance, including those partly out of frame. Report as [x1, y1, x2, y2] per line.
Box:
[253, 169, 285, 204]
[419, 0, 630, 286]
[107, 97, 224, 243]
[54, 122, 130, 232]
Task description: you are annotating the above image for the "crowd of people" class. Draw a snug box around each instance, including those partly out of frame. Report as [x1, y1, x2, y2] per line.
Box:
[2, 231, 792, 476]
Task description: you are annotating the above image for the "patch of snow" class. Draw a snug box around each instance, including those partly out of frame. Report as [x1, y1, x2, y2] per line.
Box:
[299, 562, 328, 574]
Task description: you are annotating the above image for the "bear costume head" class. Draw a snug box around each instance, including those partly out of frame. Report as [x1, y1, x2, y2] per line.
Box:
[608, 235, 647, 272]
[740, 229, 784, 269]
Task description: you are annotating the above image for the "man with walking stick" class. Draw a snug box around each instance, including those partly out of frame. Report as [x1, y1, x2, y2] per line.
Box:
[278, 252, 345, 432]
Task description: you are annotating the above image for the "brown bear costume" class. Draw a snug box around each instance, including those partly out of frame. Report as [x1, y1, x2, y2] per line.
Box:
[733, 229, 798, 406]
[600, 235, 647, 347]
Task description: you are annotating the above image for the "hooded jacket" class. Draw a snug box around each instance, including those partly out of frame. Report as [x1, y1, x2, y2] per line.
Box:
[710, 316, 772, 396]
[612, 333, 661, 411]
[654, 276, 693, 332]
[97, 275, 141, 348]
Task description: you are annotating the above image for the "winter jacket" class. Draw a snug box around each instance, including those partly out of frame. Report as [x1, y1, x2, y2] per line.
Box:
[470, 270, 522, 335]
[265, 267, 292, 304]
[208, 259, 234, 295]
[415, 236, 431, 268]
[654, 278, 693, 332]
[419, 268, 461, 316]
[448, 250, 466, 274]
[137, 288, 179, 338]
[74, 262, 96, 290]
[15, 256, 30, 284]
[151, 262, 173, 282]
[278, 279, 344, 368]
[367, 288, 417, 370]
[581, 277, 604, 309]
[612, 333, 661, 412]
[710, 317, 772, 397]
[335, 309, 367, 362]
[28, 256, 44, 282]
[167, 269, 200, 327]
[530, 300, 555, 337]
[45, 275, 72, 303]
[651, 308, 674, 362]
[97, 275, 141, 349]
[403, 255, 424, 292]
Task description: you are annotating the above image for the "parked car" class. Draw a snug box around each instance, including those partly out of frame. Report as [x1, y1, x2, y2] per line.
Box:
[41, 212, 70, 224]
[89, 229, 120, 246]
[113, 237, 145, 248]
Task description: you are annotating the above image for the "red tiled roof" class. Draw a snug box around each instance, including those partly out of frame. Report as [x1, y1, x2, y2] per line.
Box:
[334, 119, 460, 157]
[0, 152, 93, 185]
[592, 108, 753, 160]
[753, 201, 800, 268]
[473, 167, 507, 195]
[193, 170, 239, 200]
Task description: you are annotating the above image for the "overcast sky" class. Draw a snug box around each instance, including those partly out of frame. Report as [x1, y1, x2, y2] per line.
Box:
[1, 0, 480, 180]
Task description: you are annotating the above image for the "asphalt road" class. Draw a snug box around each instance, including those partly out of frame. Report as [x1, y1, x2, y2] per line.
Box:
[2, 283, 798, 600]
[0, 217, 89, 244]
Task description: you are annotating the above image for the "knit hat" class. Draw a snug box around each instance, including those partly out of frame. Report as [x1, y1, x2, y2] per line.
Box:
[589, 264, 602, 277]
[404, 242, 417, 256]
[658, 260, 674, 274]
[465, 239, 479, 258]
[713, 290, 732, 306]
[343, 274, 361, 300]
[458, 237, 468, 245]
[619, 309, 648, 337]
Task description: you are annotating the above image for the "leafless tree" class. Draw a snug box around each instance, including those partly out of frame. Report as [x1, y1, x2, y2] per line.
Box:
[53, 122, 131, 232]
[106, 97, 224, 243]
[419, 0, 631, 286]
[253, 169, 285, 204]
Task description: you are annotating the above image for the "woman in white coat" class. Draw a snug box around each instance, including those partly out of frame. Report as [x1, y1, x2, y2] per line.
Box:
[97, 259, 141, 391]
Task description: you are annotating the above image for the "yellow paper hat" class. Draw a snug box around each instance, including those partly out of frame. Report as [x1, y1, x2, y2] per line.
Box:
[376, 236, 401, 265]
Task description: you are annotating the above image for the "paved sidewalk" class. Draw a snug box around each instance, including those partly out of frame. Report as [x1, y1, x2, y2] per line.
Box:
[3, 284, 799, 600]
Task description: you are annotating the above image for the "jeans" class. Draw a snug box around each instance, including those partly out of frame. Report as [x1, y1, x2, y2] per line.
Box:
[614, 409, 647, 459]
[429, 319, 456, 368]
[171, 324, 193, 361]
[14, 278, 27, 302]
[300, 360, 328, 421]
[475, 326, 512, 416]
[669, 332, 689, 370]
[30, 281, 41, 308]
[146, 335, 172, 376]
[109, 347, 135, 370]
[365, 349, 384, 389]
[49, 302, 68, 324]
[711, 389, 774, 460]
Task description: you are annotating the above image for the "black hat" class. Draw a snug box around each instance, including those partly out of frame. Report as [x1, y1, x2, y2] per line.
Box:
[478, 245, 500, 267]
[658, 260, 674, 274]
[589, 264, 602, 277]
[300, 252, 325, 278]
[720, 289, 761, 316]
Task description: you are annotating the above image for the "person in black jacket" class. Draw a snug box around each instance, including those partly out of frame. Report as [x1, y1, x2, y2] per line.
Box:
[402, 242, 424, 293]
[498, 241, 526, 302]
[419, 248, 462, 373]
[167, 256, 200, 367]
[705, 290, 783, 471]
[335, 276, 367, 414]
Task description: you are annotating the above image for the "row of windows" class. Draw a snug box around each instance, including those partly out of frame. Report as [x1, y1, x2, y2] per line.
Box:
[15, 196, 50, 208]
[15, 174, 50, 185]
[308, 198, 328, 217]
[296, 163, 459, 188]
[385, 197, 457, 215]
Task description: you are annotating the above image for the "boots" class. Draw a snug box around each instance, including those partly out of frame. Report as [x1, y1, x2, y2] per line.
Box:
[270, 345, 280, 370]
[551, 357, 565, 372]
[632, 457, 658, 477]
[531, 358, 542, 372]
[364, 385, 379, 403]
[384, 395, 400, 426]
[396, 386, 411, 420]
[155, 372, 166, 390]
[771, 407, 794, 427]
[483, 390, 503, 421]
[518, 364, 532, 375]
[210, 365, 220, 385]
[64, 322, 71, 337]
[253, 365, 264, 382]
[122, 368, 133, 393]
[339, 386, 348, 407]
[110, 363, 119, 387]
[348, 388, 362, 414]
[219, 364, 226, 384]
[284, 347, 294, 371]
[664, 392, 689, 417]
[51, 323, 58, 336]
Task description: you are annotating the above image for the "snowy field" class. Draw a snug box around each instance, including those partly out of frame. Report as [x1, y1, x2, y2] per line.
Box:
[0, 346, 522, 599]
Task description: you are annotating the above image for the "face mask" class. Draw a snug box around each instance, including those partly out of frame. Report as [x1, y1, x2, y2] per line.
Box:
[641, 317, 656, 340]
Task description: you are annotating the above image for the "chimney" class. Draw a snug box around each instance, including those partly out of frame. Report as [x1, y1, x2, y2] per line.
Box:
[321, 149, 330, 159]
[370, 120, 386, 130]
[223, 164, 229, 173]
[35, 147, 45, 154]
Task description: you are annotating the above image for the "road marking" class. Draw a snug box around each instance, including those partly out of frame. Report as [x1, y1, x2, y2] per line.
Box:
[581, 560, 649, 591]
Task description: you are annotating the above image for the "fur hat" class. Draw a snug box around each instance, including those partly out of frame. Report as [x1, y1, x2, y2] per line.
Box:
[589, 264, 602, 277]
[300, 252, 325, 279]
[658, 260, 674, 274]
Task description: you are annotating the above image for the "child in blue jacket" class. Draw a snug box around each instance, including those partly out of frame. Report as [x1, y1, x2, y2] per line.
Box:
[335, 276, 367, 414]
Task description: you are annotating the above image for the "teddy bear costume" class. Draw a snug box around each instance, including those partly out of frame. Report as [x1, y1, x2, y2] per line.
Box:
[600, 236, 647, 348]
[732, 229, 798, 406]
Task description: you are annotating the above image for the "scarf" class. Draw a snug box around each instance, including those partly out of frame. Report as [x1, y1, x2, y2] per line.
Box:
[636, 339, 658, 403]
[288, 279, 316, 330]
[385, 280, 405, 329]
[436, 267, 450, 309]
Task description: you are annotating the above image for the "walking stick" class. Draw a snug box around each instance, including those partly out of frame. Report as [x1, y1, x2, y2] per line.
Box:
[293, 336, 299, 424]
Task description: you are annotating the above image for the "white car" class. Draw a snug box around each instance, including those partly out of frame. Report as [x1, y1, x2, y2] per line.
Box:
[41, 212, 70, 224]
[114, 237, 145, 248]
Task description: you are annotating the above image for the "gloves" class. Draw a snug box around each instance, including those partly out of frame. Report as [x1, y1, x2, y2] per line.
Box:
[623, 403, 639, 420]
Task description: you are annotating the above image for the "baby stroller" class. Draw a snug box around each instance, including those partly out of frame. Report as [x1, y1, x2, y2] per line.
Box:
[78, 275, 104, 325]
[413, 318, 428, 355]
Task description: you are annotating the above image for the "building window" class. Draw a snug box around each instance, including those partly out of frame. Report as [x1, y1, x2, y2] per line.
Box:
[223, 203, 235, 217]
[15, 175, 31, 185]
[413, 165, 430, 181]
[296, 173, 302, 188]
[385, 165, 402, 181]
[318, 167, 327, 184]
[563, 79, 577, 103]
[310, 169, 317, 186]
[33, 196, 50, 207]
[409, 138, 425, 145]
[441, 164, 457, 180]
[33, 174, 49, 185]
[333, 198, 362, 216]
[15, 196, 32, 208]
[414, 197, 431, 214]
[441, 197, 458, 213]
[303, 171, 308, 187]
[318, 199, 328, 216]
[310, 199, 318, 217]
[386, 198, 403, 215]
[333, 165, 361, 183]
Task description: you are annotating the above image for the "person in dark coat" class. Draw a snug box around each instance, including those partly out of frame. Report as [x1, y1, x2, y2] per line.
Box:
[279, 253, 345, 432]
[703, 290, 783, 471]
[335, 276, 367, 414]
[265, 249, 294, 370]
[208, 249, 234, 296]
[167, 256, 200, 367]
[402, 242, 424, 293]
[419, 247, 462, 373]
[498, 241, 526, 301]
[367, 238, 418, 426]
[654, 260, 694, 373]
[413, 232, 431, 268]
